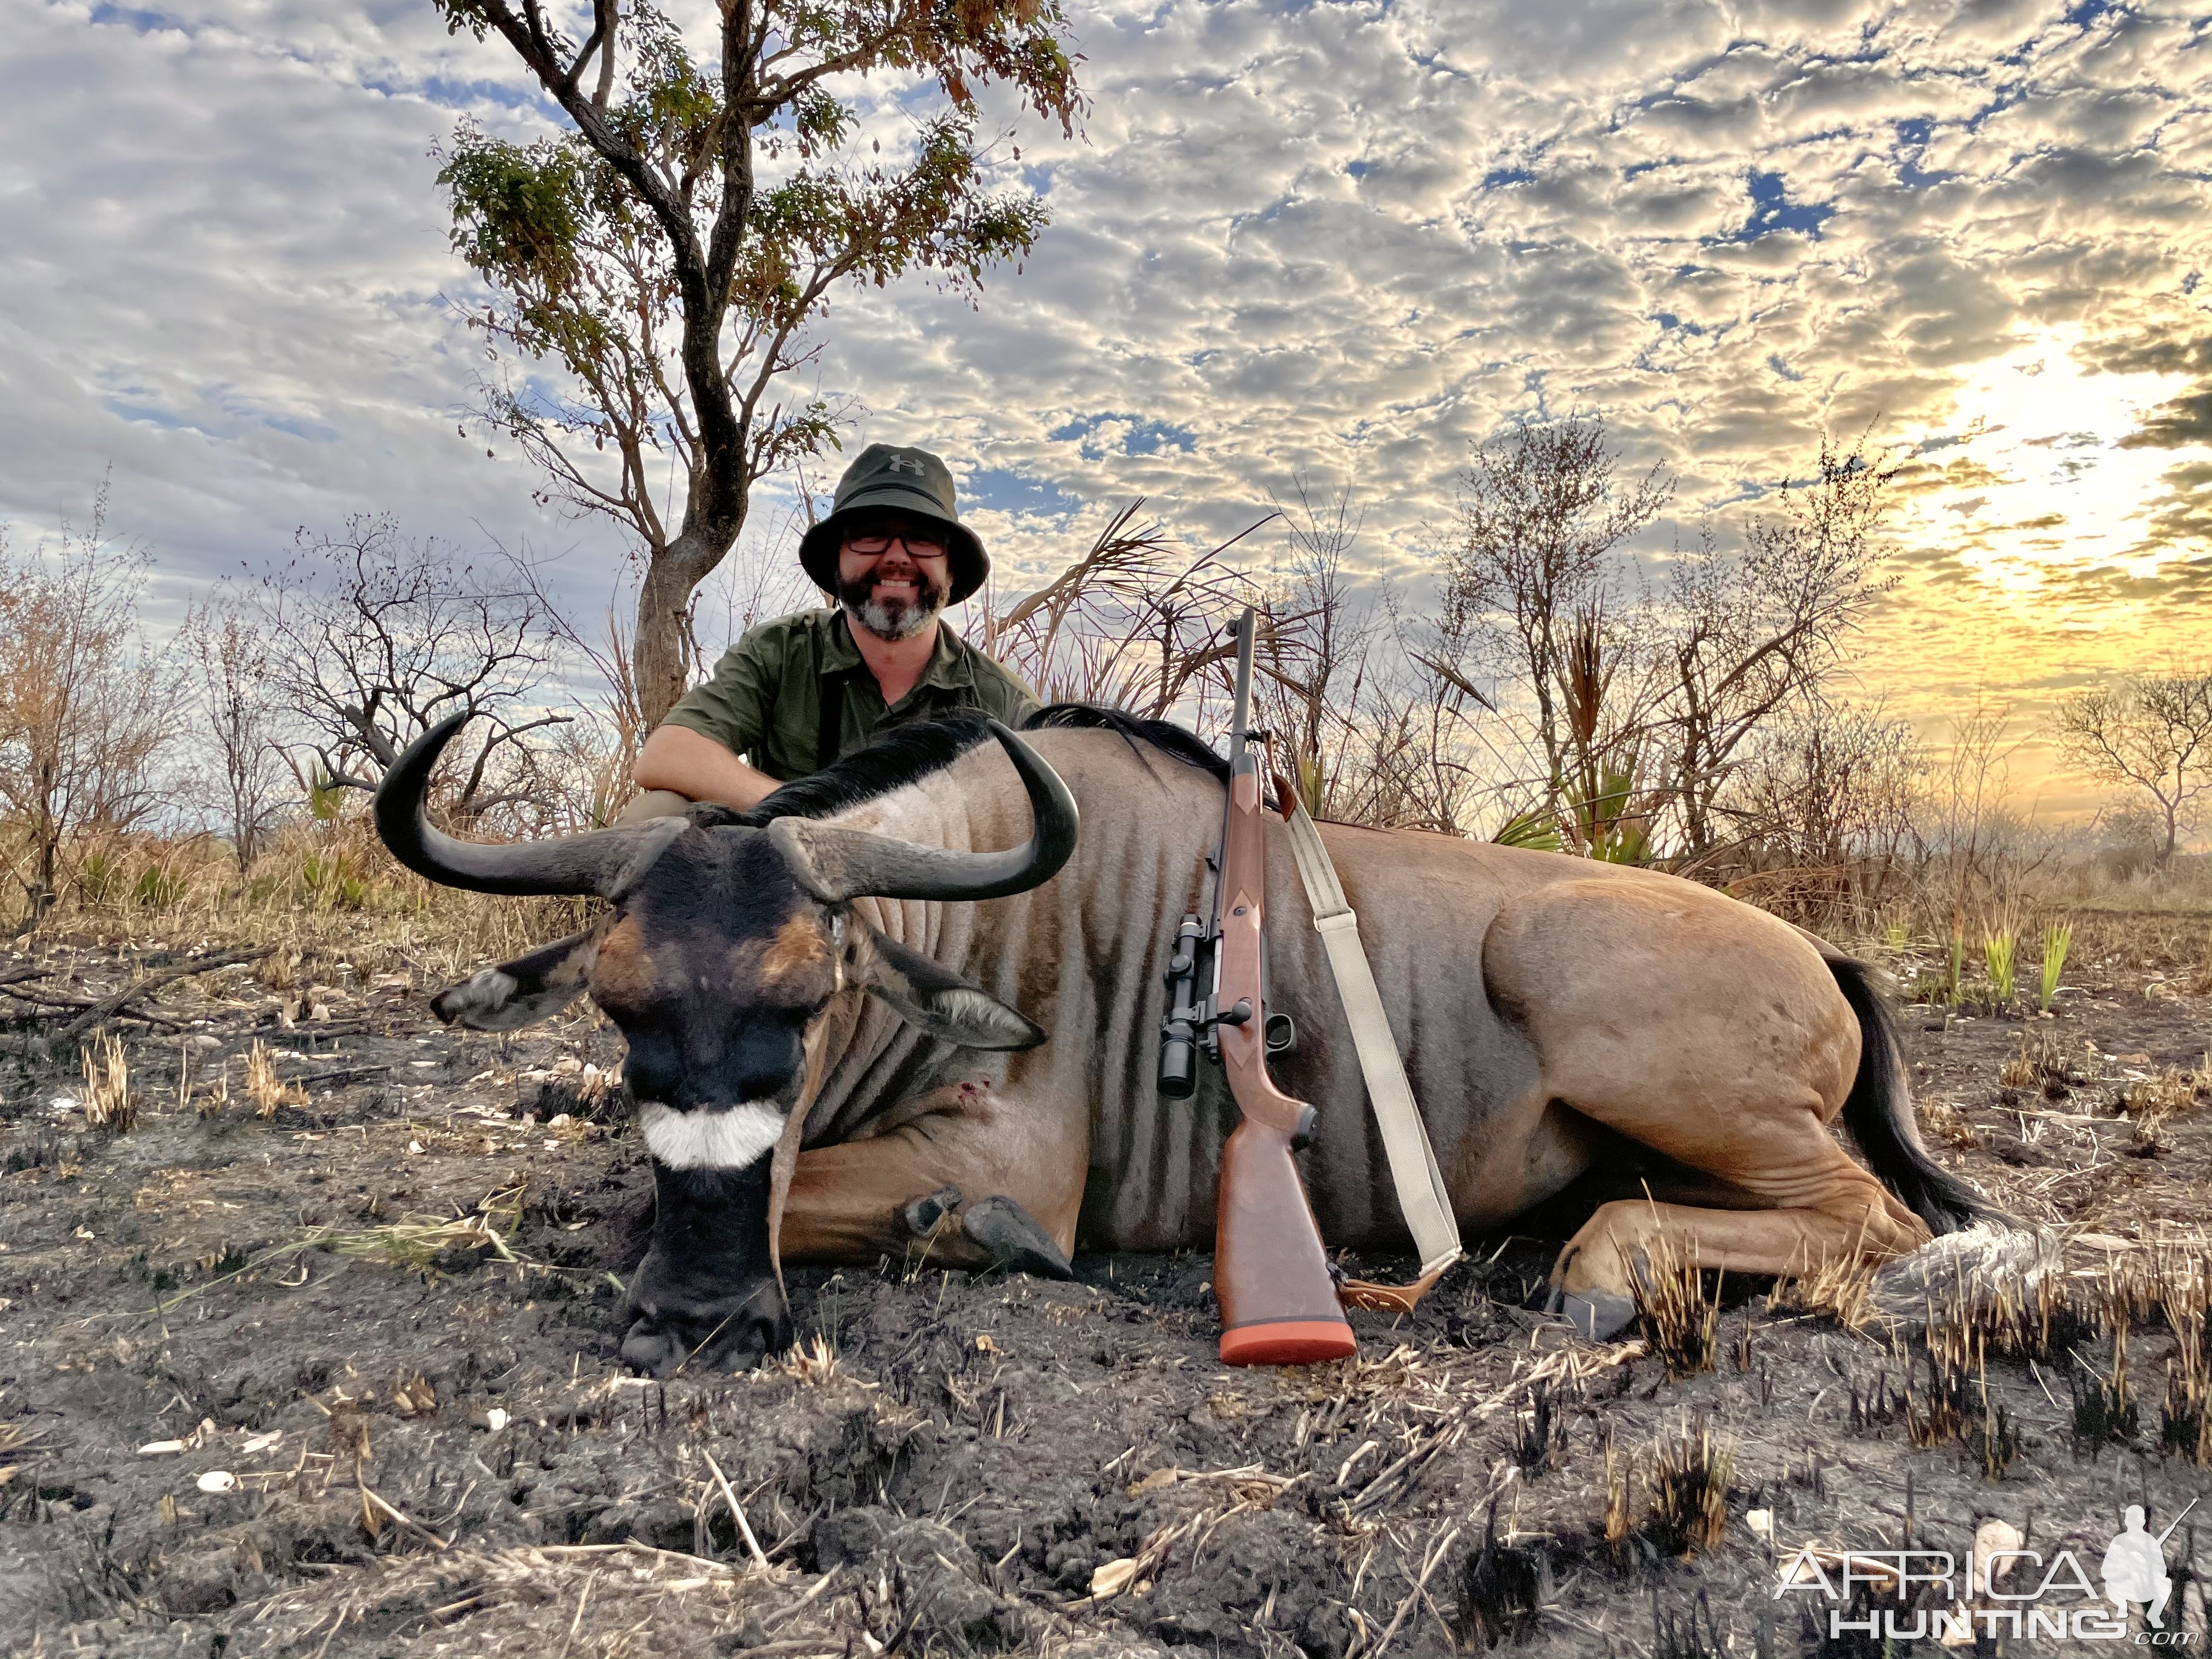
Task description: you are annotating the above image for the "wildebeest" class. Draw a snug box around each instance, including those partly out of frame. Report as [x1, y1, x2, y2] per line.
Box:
[376, 708, 1983, 1375]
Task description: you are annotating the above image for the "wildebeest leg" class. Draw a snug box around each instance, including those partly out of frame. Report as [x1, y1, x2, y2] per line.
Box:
[781, 1076, 1086, 1277]
[1548, 1181, 1915, 1338]
[1482, 877, 1933, 1339]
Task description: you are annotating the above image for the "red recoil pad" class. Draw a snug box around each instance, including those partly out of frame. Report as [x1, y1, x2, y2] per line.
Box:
[1214, 1119, 1356, 1365]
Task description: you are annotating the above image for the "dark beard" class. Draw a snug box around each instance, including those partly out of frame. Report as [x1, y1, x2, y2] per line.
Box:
[837, 565, 947, 642]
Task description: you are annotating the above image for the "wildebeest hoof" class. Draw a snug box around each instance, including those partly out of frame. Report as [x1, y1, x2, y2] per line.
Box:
[963, 1195, 1074, 1279]
[1558, 1289, 1637, 1342]
[901, 1185, 964, 1238]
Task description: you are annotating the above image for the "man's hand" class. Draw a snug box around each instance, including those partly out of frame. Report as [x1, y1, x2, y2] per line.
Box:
[634, 724, 782, 812]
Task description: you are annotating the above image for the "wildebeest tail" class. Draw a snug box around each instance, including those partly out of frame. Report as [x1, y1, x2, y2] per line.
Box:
[1827, 952, 1990, 1235]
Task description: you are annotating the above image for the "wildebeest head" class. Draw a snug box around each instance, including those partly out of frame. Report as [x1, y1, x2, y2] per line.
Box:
[374, 714, 1078, 1374]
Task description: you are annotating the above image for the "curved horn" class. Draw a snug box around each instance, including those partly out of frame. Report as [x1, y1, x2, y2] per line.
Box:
[768, 720, 1079, 904]
[375, 712, 685, 898]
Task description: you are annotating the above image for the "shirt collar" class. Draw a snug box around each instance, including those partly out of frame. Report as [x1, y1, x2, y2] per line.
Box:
[820, 607, 975, 691]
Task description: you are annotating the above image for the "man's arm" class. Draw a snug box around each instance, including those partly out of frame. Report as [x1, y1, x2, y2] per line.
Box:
[633, 723, 782, 812]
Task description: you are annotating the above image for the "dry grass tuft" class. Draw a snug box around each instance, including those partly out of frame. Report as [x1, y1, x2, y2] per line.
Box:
[1921, 1098, 1978, 1149]
[1510, 1376, 1573, 1474]
[1644, 1418, 1734, 1557]
[778, 1334, 842, 1386]
[331, 1210, 518, 1272]
[1614, 1416, 1735, 1560]
[244, 1039, 306, 1118]
[1768, 1252, 1878, 1330]
[2123, 1066, 2197, 1120]
[79, 1032, 136, 1131]
[1625, 1230, 1720, 1377]
[2068, 1324, 2138, 1454]
[196, 1063, 230, 1119]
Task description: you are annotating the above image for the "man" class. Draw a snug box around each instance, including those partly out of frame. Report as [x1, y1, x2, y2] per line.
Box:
[629, 443, 1039, 816]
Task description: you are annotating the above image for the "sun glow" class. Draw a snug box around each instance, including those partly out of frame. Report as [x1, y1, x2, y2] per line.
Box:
[1894, 328, 2199, 607]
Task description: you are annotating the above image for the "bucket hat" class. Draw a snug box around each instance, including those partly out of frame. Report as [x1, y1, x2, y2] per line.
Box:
[799, 444, 988, 605]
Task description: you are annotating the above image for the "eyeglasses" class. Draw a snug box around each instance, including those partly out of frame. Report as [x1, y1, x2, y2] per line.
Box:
[843, 527, 947, 558]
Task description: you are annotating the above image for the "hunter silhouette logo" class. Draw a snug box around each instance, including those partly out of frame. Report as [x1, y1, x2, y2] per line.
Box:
[1775, 1498, 2200, 1644]
[2103, 1502, 2193, 1628]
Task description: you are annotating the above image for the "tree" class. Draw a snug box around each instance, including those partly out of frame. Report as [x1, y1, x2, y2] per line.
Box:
[0, 495, 187, 918]
[1658, 435, 1901, 857]
[1439, 415, 1671, 842]
[2053, 671, 2212, 867]
[181, 596, 289, 872]
[1719, 697, 1921, 924]
[432, 0, 1082, 725]
[250, 516, 568, 821]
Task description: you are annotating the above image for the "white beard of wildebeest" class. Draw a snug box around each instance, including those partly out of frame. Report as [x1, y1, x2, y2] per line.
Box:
[838, 558, 946, 642]
[637, 1099, 788, 1171]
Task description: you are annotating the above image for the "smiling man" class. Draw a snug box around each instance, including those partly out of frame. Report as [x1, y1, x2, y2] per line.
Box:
[629, 443, 1040, 815]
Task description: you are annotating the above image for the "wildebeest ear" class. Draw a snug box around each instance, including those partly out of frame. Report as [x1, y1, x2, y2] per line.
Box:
[432, 927, 600, 1031]
[851, 927, 1046, 1051]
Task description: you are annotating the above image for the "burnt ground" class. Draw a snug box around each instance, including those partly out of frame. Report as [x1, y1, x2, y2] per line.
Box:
[2, 928, 2210, 1657]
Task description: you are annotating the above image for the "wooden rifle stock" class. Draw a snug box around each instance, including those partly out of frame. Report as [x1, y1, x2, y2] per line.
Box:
[1212, 762, 1356, 1365]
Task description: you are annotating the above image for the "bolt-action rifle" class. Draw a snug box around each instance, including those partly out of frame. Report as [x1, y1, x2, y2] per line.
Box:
[1157, 607, 1356, 1365]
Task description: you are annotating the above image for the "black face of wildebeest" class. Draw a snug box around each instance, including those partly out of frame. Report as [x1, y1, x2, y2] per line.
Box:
[374, 714, 1076, 1376]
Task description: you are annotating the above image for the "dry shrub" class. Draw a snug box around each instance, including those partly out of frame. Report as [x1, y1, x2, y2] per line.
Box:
[79, 1032, 136, 1131]
[244, 1040, 306, 1118]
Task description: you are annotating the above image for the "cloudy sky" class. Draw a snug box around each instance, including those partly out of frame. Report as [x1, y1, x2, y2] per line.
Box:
[3, 0, 2209, 819]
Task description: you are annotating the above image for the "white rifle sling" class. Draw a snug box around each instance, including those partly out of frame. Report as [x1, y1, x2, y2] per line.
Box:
[1283, 800, 1464, 1282]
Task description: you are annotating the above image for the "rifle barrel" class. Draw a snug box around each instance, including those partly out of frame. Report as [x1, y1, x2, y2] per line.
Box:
[1226, 606, 1255, 774]
[2155, 1497, 2199, 1546]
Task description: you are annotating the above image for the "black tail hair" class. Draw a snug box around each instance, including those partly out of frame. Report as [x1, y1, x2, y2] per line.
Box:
[1830, 953, 1991, 1234]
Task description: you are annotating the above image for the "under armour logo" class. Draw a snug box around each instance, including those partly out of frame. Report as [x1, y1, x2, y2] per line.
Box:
[885, 455, 926, 475]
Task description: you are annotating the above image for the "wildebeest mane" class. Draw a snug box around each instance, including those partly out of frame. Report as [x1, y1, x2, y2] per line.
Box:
[1024, 703, 1231, 785]
[685, 702, 1233, 833]
[718, 712, 1002, 827]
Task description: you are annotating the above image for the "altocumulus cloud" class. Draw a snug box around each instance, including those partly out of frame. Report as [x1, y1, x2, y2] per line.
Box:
[1, 0, 2209, 708]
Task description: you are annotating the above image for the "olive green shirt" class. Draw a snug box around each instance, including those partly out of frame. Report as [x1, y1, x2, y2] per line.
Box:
[660, 607, 1041, 782]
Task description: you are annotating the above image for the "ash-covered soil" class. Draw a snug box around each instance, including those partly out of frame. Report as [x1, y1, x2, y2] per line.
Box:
[2, 929, 2210, 1656]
